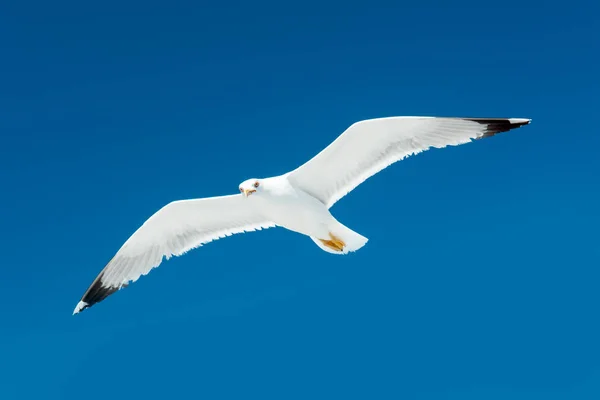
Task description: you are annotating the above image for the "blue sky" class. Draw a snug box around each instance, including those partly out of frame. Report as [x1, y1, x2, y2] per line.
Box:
[1, 0, 599, 399]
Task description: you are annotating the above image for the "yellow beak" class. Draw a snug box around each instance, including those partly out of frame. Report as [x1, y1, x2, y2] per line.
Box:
[243, 189, 256, 197]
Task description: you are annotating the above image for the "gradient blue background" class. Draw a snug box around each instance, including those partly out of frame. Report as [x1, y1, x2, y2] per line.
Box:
[1, 1, 599, 399]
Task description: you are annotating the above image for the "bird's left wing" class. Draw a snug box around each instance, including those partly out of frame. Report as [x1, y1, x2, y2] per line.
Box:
[73, 194, 274, 314]
[287, 117, 531, 208]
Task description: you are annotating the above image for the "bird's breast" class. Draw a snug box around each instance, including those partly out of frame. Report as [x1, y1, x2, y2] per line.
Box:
[253, 190, 331, 236]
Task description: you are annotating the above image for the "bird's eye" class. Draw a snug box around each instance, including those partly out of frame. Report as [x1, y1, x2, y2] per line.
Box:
[254, 181, 259, 188]
[239, 188, 243, 193]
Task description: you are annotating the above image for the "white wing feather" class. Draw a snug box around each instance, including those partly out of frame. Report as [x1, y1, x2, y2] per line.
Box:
[74, 194, 274, 314]
[287, 117, 530, 208]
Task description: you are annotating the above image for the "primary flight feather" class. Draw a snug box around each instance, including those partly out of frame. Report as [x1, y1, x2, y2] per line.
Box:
[73, 116, 531, 314]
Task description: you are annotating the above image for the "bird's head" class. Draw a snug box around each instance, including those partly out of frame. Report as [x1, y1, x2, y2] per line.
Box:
[239, 178, 262, 198]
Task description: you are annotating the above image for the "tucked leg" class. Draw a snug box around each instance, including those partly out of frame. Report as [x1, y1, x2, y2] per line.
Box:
[319, 232, 346, 252]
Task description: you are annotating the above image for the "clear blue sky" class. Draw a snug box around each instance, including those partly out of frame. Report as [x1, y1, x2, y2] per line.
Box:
[1, 0, 599, 399]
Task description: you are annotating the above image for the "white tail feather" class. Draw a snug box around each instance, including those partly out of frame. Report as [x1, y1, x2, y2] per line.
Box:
[310, 222, 368, 255]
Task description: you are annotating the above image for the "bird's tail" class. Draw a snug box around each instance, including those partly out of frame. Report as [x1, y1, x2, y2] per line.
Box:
[310, 222, 368, 255]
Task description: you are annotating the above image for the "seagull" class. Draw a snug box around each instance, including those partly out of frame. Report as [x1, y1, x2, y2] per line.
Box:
[73, 116, 531, 314]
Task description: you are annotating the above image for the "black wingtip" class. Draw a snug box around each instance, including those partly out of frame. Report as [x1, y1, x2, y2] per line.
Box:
[465, 118, 531, 139]
[73, 270, 125, 315]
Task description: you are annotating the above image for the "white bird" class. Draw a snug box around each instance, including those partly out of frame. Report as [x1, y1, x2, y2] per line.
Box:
[73, 116, 531, 314]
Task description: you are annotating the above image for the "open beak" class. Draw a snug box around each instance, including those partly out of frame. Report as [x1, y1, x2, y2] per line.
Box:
[243, 189, 256, 197]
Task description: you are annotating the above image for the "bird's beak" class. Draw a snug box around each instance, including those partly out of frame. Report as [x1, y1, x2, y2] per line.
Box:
[243, 189, 256, 197]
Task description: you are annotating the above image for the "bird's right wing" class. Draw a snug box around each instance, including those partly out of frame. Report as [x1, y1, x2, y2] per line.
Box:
[73, 194, 275, 314]
[287, 117, 531, 208]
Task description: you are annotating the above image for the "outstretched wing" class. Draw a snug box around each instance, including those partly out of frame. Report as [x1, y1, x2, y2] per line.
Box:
[73, 194, 274, 314]
[287, 117, 530, 208]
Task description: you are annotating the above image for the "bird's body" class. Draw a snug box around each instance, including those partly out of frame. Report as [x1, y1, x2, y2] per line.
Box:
[243, 175, 368, 254]
[73, 116, 531, 314]
[250, 176, 331, 237]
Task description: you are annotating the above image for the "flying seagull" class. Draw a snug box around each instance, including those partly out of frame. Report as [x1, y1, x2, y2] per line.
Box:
[73, 116, 530, 314]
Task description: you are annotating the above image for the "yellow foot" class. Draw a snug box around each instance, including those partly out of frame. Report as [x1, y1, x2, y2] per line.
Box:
[319, 233, 346, 252]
